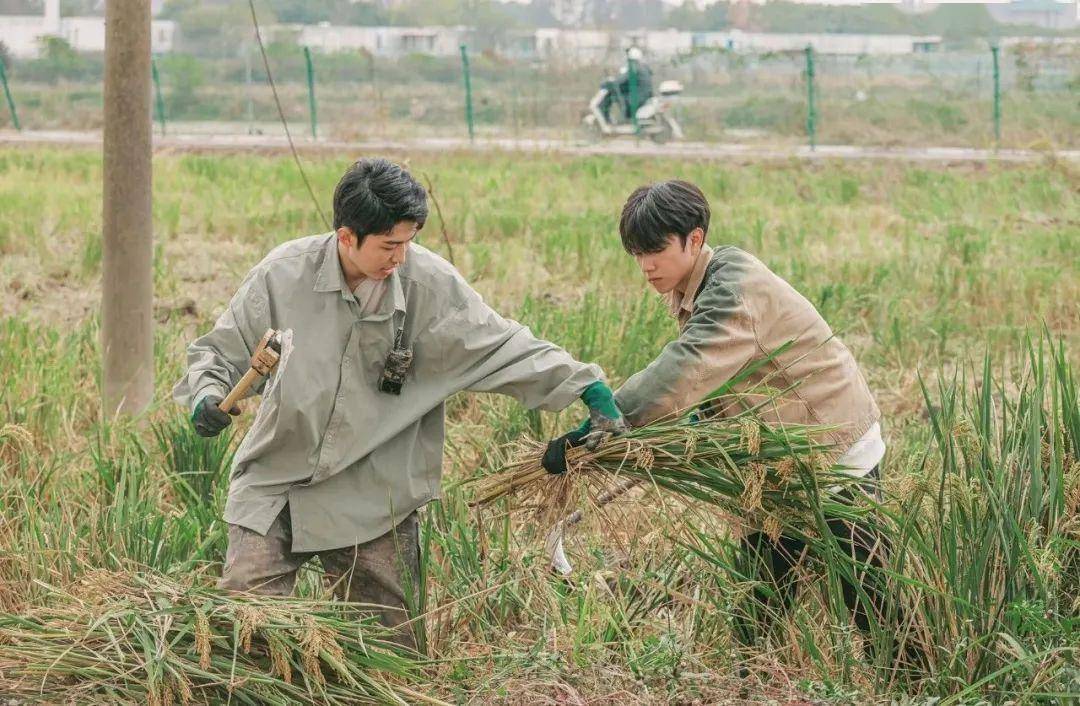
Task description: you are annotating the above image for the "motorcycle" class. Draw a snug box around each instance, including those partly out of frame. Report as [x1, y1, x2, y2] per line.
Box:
[581, 78, 685, 144]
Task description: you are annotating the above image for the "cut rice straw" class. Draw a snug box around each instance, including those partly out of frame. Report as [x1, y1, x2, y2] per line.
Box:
[0, 570, 451, 705]
[469, 402, 876, 540]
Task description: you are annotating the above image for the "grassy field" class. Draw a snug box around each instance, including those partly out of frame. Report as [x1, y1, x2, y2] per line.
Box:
[1, 147, 1078, 702]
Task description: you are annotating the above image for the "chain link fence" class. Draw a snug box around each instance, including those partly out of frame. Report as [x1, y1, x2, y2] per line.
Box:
[1, 39, 1077, 149]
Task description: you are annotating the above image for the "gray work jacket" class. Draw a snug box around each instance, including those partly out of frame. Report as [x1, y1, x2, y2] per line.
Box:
[174, 233, 602, 551]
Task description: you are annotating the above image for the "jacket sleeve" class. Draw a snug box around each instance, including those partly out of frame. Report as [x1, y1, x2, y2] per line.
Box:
[430, 288, 603, 412]
[172, 268, 273, 413]
[614, 278, 758, 427]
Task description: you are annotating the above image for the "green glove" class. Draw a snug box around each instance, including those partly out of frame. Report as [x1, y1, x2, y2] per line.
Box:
[580, 381, 628, 448]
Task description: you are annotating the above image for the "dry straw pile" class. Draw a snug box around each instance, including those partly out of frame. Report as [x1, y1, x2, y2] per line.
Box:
[0, 570, 447, 705]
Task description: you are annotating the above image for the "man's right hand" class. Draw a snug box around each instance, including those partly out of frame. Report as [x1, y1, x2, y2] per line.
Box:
[192, 395, 240, 438]
[580, 381, 628, 451]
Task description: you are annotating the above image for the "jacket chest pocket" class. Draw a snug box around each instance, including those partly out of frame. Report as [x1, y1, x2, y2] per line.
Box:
[355, 319, 422, 394]
[356, 320, 395, 382]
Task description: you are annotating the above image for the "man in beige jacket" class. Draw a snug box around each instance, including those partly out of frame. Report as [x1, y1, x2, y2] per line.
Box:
[543, 179, 886, 643]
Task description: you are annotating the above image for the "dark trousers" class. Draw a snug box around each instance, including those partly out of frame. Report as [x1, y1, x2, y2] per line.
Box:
[736, 466, 887, 643]
[220, 506, 421, 650]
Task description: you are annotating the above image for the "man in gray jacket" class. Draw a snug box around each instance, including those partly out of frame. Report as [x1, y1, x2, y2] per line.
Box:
[543, 179, 887, 643]
[175, 158, 625, 648]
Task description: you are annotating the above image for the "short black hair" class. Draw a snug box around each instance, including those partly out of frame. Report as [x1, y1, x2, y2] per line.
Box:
[618, 180, 710, 255]
[332, 158, 427, 242]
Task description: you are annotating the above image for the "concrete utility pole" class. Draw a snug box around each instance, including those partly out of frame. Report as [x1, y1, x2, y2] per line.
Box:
[102, 0, 154, 417]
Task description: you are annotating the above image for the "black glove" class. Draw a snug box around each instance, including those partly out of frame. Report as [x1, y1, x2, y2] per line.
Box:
[542, 426, 589, 475]
[192, 395, 239, 438]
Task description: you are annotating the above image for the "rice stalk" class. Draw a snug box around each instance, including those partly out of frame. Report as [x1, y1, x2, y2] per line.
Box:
[469, 407, 873, 539]
[0, 570, 446, 705]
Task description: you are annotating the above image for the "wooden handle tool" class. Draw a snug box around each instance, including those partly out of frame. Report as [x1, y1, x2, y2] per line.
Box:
[218, 329, 283, 413]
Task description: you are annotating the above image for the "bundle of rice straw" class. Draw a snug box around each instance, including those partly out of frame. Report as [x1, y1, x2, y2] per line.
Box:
[0, 570, 447, 706]
[469, 406, 874, 541]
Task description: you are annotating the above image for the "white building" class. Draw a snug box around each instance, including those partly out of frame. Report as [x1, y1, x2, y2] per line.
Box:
[623, 29, 695, 58]
[698, 0, 863, 4]
[290, 25, 949, 62]
[0, 0, 176, 58]
[694, 30, 942, 55]
[289, 24, 467, 58]
[998, 34, 1080, 47]
[534, 28, 614, 62]
[988, 0, 1079, 30]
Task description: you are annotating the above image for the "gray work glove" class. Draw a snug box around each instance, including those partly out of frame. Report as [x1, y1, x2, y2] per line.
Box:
[191, 394, 239, 438]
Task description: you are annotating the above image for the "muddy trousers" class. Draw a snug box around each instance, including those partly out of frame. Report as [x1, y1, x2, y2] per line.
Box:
[735, 466, 889, 646]
[219, 506, 421, 650]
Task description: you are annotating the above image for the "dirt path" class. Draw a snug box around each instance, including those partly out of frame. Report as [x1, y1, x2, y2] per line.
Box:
[3, 129, 1077, 163]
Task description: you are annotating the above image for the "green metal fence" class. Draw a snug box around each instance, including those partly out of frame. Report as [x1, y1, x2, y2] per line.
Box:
[151, 56, 166, 136]
[1, 43, 1076, 150]
[303, 46, 318, 139]
[459, 44, 474, 142]
[0, 60, 21, 131]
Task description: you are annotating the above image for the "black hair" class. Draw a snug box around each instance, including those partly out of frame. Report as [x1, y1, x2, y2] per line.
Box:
[332, 158, 428, 242]
[618, 179, 710, 255]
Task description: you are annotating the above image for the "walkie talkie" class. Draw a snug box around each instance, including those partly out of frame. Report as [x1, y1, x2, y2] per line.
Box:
[379, 326, 413, 395]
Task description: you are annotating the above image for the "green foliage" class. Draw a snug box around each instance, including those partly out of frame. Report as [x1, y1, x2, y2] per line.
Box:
[19, 36, 102, 83]
[4, 37, 1076, 149]
[908, 98, 969, 132]
[154, 413, 234, 511]
[0, 39, 12, 71]
[723, 95, 803, 131]
[79, 227, 101, 275]
[666, 2, 729, 32]
[0, 150, 1077, 701]
[754, 2, 910, 35]
[747, 2, 1016, 38]
[160, 0, 254, 58]
[685, 339, 1080, 696]
[157, 53, 206, 119]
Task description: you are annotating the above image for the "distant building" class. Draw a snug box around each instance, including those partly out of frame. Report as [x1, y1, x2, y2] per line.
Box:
[0, 0, 176, 58]
[508, 28, 945, 63]
[998, 34, 1080, 47]
[283, 24, 467, 58]
[705, 0, 876, 4]
[234, 24, 960, 64]
[499, 31, 542, 60]
[988, 0, 1079, 31]
[693, 30, 943, 55]
[534, 29, 615, 62]
[623, 29, 695, 58]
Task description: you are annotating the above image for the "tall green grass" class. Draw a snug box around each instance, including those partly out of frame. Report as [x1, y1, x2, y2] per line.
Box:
[676, 339, 1080, 699]
[1, 149, 1077, 701]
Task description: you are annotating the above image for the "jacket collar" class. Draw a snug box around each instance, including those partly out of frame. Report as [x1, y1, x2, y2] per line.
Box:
[313, 233, 407, 319]
[313, 233, 349, 297]
[665, 244, 713, 319]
